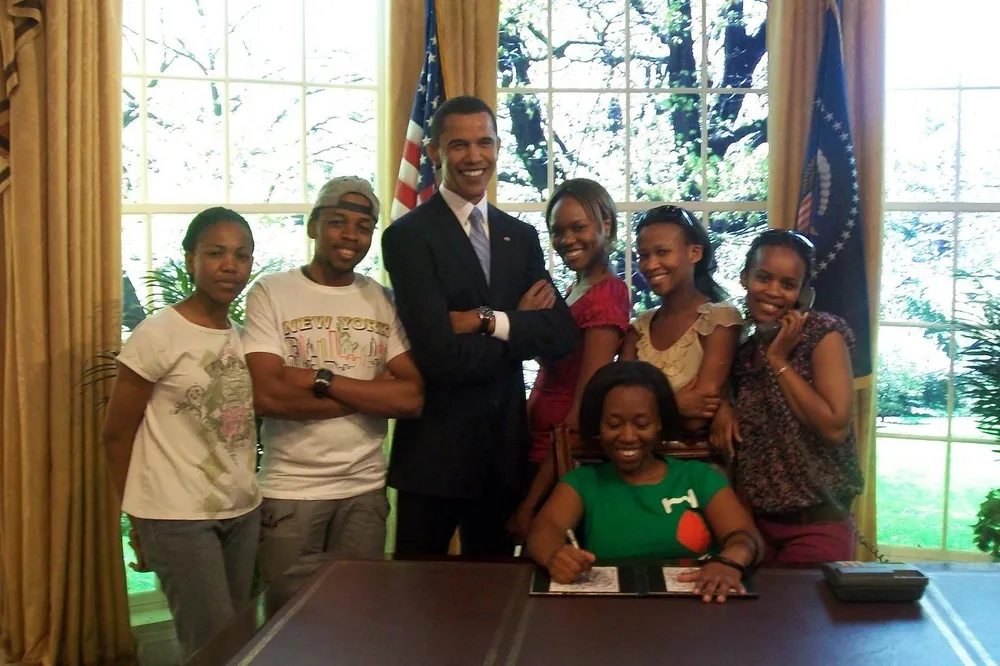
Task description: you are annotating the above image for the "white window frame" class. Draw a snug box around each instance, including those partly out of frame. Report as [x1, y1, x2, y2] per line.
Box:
[877, 74, 1000, 562]
[495, 0, 769, 293]
[119, 0, 388, 619]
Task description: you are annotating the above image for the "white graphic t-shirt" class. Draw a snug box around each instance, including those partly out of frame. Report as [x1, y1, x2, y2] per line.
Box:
[242, 269, 410, 500]
[118, 307, 261, 520]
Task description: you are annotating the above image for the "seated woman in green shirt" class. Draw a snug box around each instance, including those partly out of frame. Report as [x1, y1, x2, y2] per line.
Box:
[526, 361, 764, 603]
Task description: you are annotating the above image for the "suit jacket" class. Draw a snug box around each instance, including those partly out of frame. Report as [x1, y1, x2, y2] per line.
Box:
[381, 193, 578, 501]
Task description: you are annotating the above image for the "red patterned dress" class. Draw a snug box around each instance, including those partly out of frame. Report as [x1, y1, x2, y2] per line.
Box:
[526, 276, 631, 463]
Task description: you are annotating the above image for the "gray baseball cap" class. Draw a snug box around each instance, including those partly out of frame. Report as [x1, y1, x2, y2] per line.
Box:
[312, 176, 380, 219]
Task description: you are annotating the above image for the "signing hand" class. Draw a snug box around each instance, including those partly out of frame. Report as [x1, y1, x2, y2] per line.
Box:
[518, 279, 557, 311]
[709, 400, 742, 459]
[677, 561, 746, 603]
[547, 544, 596, 584]
[766, 310, 808, 364]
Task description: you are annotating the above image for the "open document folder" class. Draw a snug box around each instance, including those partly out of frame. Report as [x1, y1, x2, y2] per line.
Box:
[530, 564, 758, 598]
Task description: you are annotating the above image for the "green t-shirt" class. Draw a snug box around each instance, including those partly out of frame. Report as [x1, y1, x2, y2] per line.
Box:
[563, 456, 729, 560]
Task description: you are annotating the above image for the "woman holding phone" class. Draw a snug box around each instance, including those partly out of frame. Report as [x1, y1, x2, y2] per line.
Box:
[711, 229, 863, 564]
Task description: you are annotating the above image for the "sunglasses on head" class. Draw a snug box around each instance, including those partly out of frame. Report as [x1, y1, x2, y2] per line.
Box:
[757, 228, 816, 254]
[639, 205, 700, 230]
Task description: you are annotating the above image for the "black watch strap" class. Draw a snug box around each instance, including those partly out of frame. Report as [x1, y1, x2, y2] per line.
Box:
[313, 368, 334, 398]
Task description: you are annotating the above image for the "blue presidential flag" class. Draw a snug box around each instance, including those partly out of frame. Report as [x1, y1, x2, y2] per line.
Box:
[796, 0, 872, 377]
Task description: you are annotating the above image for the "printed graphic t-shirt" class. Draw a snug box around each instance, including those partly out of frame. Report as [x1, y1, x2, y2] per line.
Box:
[563, 456, 729, 560]
[242, 269, 410, 500]
[118, 307, 260, 520]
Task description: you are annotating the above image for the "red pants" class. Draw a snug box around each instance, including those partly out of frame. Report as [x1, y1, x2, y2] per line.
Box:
[756, 517, 855, 564]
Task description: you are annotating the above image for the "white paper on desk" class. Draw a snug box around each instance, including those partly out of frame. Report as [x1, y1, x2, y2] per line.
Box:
[662, 567, 699, 593]
[548, 566, 620, 594]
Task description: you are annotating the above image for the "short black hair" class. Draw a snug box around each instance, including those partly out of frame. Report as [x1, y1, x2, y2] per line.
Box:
[182, 207, 254, 253]
[430, 95, 497, 145]
[545, 178, 618, 243]
[578, 361, 683, 445]
[742, 229, 815, 284]
[634, 205, 727, 302]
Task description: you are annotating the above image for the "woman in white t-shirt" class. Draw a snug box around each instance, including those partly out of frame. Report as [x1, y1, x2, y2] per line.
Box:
[102, 207, 261, 661]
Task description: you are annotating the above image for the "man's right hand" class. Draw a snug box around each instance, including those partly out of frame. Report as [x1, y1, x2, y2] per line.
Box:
[126, 515, 151, 573]
[547, 544, 596, 584]
[518, 279, 557, 311]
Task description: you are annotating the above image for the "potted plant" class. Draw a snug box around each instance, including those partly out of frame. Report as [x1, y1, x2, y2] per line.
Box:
[957, 292, 1000, 561]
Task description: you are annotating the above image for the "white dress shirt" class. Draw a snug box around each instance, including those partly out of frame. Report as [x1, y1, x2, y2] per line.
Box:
[439, 185, 511, 341]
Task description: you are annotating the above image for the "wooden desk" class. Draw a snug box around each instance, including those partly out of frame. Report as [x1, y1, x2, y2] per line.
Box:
[188, 558, 1000, 666]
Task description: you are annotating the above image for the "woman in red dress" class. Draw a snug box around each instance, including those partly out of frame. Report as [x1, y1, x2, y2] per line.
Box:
[507, 178, 631, 544]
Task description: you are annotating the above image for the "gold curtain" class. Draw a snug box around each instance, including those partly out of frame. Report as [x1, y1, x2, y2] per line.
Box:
[0, 1, 135, 664]
[767, 0, 886, 560]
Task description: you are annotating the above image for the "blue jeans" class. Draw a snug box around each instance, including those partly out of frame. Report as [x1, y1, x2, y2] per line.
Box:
[258, 488, 389, 585]
[133, 508, 261, 661]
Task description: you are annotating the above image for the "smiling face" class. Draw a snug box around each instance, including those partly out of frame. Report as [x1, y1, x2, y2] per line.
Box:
[599, 385, 662, 475]
[427, 111, 498, 203]
[742, 245, 808, 323]
[309, 192, 376, 281]
[548, 195, 611, 274]
[636, 222, 702, 298]
[185, 220, 254, 305]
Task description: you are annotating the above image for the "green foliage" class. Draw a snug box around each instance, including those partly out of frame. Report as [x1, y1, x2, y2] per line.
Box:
[973, 486, 1000, 561]
[956, 296, 1000, 560]
[876, 353, 948, 418]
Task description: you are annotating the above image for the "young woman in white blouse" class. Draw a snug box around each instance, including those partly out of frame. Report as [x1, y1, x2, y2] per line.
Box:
[102, 207, 260, 661]
[620, 206, 742, 435]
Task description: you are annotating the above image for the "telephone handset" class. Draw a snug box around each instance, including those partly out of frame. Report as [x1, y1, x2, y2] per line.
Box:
[754, 285, 816, 344]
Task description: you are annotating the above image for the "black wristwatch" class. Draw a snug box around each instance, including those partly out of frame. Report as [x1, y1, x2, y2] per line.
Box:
[475, 306, 495, 334]
[313, 368, 334, 398]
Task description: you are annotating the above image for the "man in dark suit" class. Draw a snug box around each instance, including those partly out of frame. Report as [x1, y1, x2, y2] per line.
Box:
[382, 95, 577, 556]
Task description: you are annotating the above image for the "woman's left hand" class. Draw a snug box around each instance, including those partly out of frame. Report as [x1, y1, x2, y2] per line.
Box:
[677, 561, 746, 603]
[767, 310, 808, 363]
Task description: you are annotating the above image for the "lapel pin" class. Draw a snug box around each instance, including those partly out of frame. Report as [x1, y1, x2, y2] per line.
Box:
[503, 236, 511, 241]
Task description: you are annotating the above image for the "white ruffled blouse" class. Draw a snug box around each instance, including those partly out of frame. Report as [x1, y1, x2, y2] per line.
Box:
[632, 301, 744, 391]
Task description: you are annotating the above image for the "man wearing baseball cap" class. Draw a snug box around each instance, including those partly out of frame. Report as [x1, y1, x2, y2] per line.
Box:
[243, 176, 424, 584]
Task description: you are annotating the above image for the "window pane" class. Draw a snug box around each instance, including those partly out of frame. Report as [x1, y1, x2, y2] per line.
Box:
[497, 93, 550, 203]
[876, 326, 951, 437]
[879, 212, 954, 323]
[122, 215, 148, 315]
[630, 93, 700, 201]
[953, 349, 1000, 441]
[122, 78, 143, 204]
[945, 443, 999, 551]
[706, 0, 767, 88]
[959, 91, 1000, 203]
[956, 213, 1000, 315]
[551, 0, 626, 88]
[228, 0, 303, 81]
[876, 437, 946, 549]
[499, 0, 549, 88]
[146, 80, 225, 203]
[229, 84, 303, 204]
[885, 0, 961, 89]
[707, 211, 767, 300]
[627, 0, 702, 88]
[552, 93, 626, 200]
[305, 88, 377, 202]
[884, 91, 958, 202]
[706, 92, 768, 200]
[957, 1, 1000, 86]
[243, 215, 306, 276]
[122, 0, 141, 74]
[145, 0, 223, 78]
[305, 0, 377, 84]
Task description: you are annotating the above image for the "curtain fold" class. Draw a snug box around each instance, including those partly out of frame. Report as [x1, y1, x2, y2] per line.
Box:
[767, 0, 885, 560]
[0, 1, 135, 664]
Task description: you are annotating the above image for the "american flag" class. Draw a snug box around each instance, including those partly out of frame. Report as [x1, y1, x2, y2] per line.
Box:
[390, 0, 445, 221]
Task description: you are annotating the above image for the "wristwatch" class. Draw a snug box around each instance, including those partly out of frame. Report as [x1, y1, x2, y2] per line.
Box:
[313, 368, 334, 398]
[475, 306, 495, 334]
